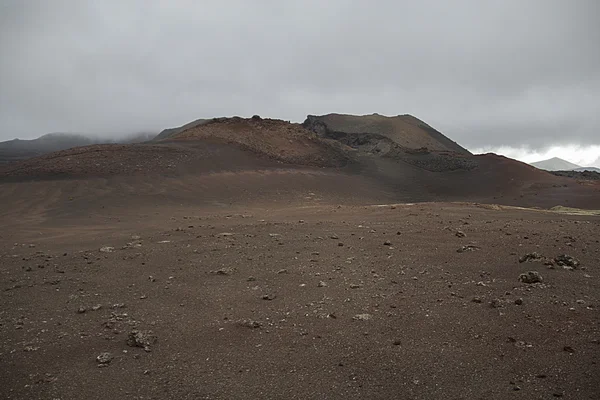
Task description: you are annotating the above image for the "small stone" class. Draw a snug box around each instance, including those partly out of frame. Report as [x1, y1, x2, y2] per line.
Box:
[392, 339, 402, 346]
[247, 276, 256, 282]
[472, 297, 483, 303]
[77, 306, 87, 314]
[519, 271, 543, 284]
[455, 230, 466, 238]
[330, 234, 339, 240]
[519, 252, 543, 263]
[514, 298, 523, 305]
[338, 242, 344, 247]
[99, 246, 114, 253]
[213, 267, 234, 275]
[318, 281, 328, 287]
[262, 294, 276, 301]
[352, 313, 372, 321]
[238, 319, 262, 329]
[457, 245, 480, 253]
[576, 299, 585, 305]
[383, 240, 392, 246]
[277, 269, 288, 274]
[126, 330, 156, 352]
[513, 386, 521, 391]
[490, 298, 502, 308]
[554, 254, 580, 269]
[349, 283, 362, 289]
[91, 304, 102, 311]
[96, 352, 113, 365]
[563, 346, 575, 353]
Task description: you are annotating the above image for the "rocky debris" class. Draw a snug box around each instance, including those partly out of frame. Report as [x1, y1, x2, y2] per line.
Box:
[277, 269, 288, 274]
[519, 271, 543, 284]
[563, 346, 575, 354]
[99, 246, 114, 253]
[455, 230, 466, 238]
[330, 234, 339, 240]
[126, 330, 156, 352]
[318, 281, 328, 287]
[262, 294, 276, 300]
[91, 304, 102, 311]
[519, 252, 543, 263]
[217, 232, 234, 237]
[383, 240, 392, 246]
[472, 297, 483, 304]
[349, 283, 362, 289]
[392, 339, 402, 346]
[96, 352, 113, 367]
[554, 254, 580, 269]
[353, 313, 372, 321]
[457, 245, 480, 253]
[77, 306, 87, 314]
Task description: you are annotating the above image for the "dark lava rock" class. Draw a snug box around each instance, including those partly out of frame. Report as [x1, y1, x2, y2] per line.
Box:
[519, 271, 543, 284]
[554, 254, 580, 269]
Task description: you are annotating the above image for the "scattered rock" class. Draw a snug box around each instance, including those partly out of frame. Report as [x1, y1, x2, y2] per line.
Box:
[457, 245, 480, 253]
[519, 271, 543, 284]
[99, 246, 114, 253]
[383, 240, 392, 246]
[262, 294, 276, 301]
[212, 267, 234, 275]
[519, 252, 543, 263]
[237, 319, 262, 329]
[554, 254, 580, 269]
[247, 276, 256, 282]
[472, 297, 483, 304]
[563, 346, 575, 354]
[218, 232, 234, 237]
[514, 298, 523, 305]
[455, 230, 466, 238]
[349, 283, 362, 289]
[96, 352, 113, 366]
[392, 339, 402, 346]
[91, 304, 102, 311]
[330, 234, 339, 240]
[318, 281, 328, 287]
[352, 313, 372, 321]
[277, 269, 288, 274]
[77, 306, 87, 314]
[490, 298, 502, 308]
[126, 330, 156, 352]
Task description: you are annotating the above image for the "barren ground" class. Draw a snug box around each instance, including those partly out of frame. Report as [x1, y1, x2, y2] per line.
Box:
[1, 173, 599, 400]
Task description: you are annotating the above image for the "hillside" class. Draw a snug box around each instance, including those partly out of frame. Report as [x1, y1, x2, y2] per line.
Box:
[530, 157, 581, 171]
[1, 115, 598, 210]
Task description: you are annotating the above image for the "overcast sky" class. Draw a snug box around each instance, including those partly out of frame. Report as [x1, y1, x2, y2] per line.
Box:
[1, 0, 599, 165]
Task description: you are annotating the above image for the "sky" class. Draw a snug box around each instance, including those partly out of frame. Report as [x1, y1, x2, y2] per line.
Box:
[1, 0, 599, 166]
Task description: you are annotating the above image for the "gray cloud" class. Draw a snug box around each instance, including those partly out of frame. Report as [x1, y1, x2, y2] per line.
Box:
[1, 0, 599, 152]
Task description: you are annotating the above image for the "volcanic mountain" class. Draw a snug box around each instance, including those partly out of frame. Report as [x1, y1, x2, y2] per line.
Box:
[1, 114, 598, 210]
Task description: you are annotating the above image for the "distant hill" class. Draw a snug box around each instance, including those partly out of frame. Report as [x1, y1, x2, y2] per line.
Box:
[530, 157, 581, 171]
[0, 132, 155, 163]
